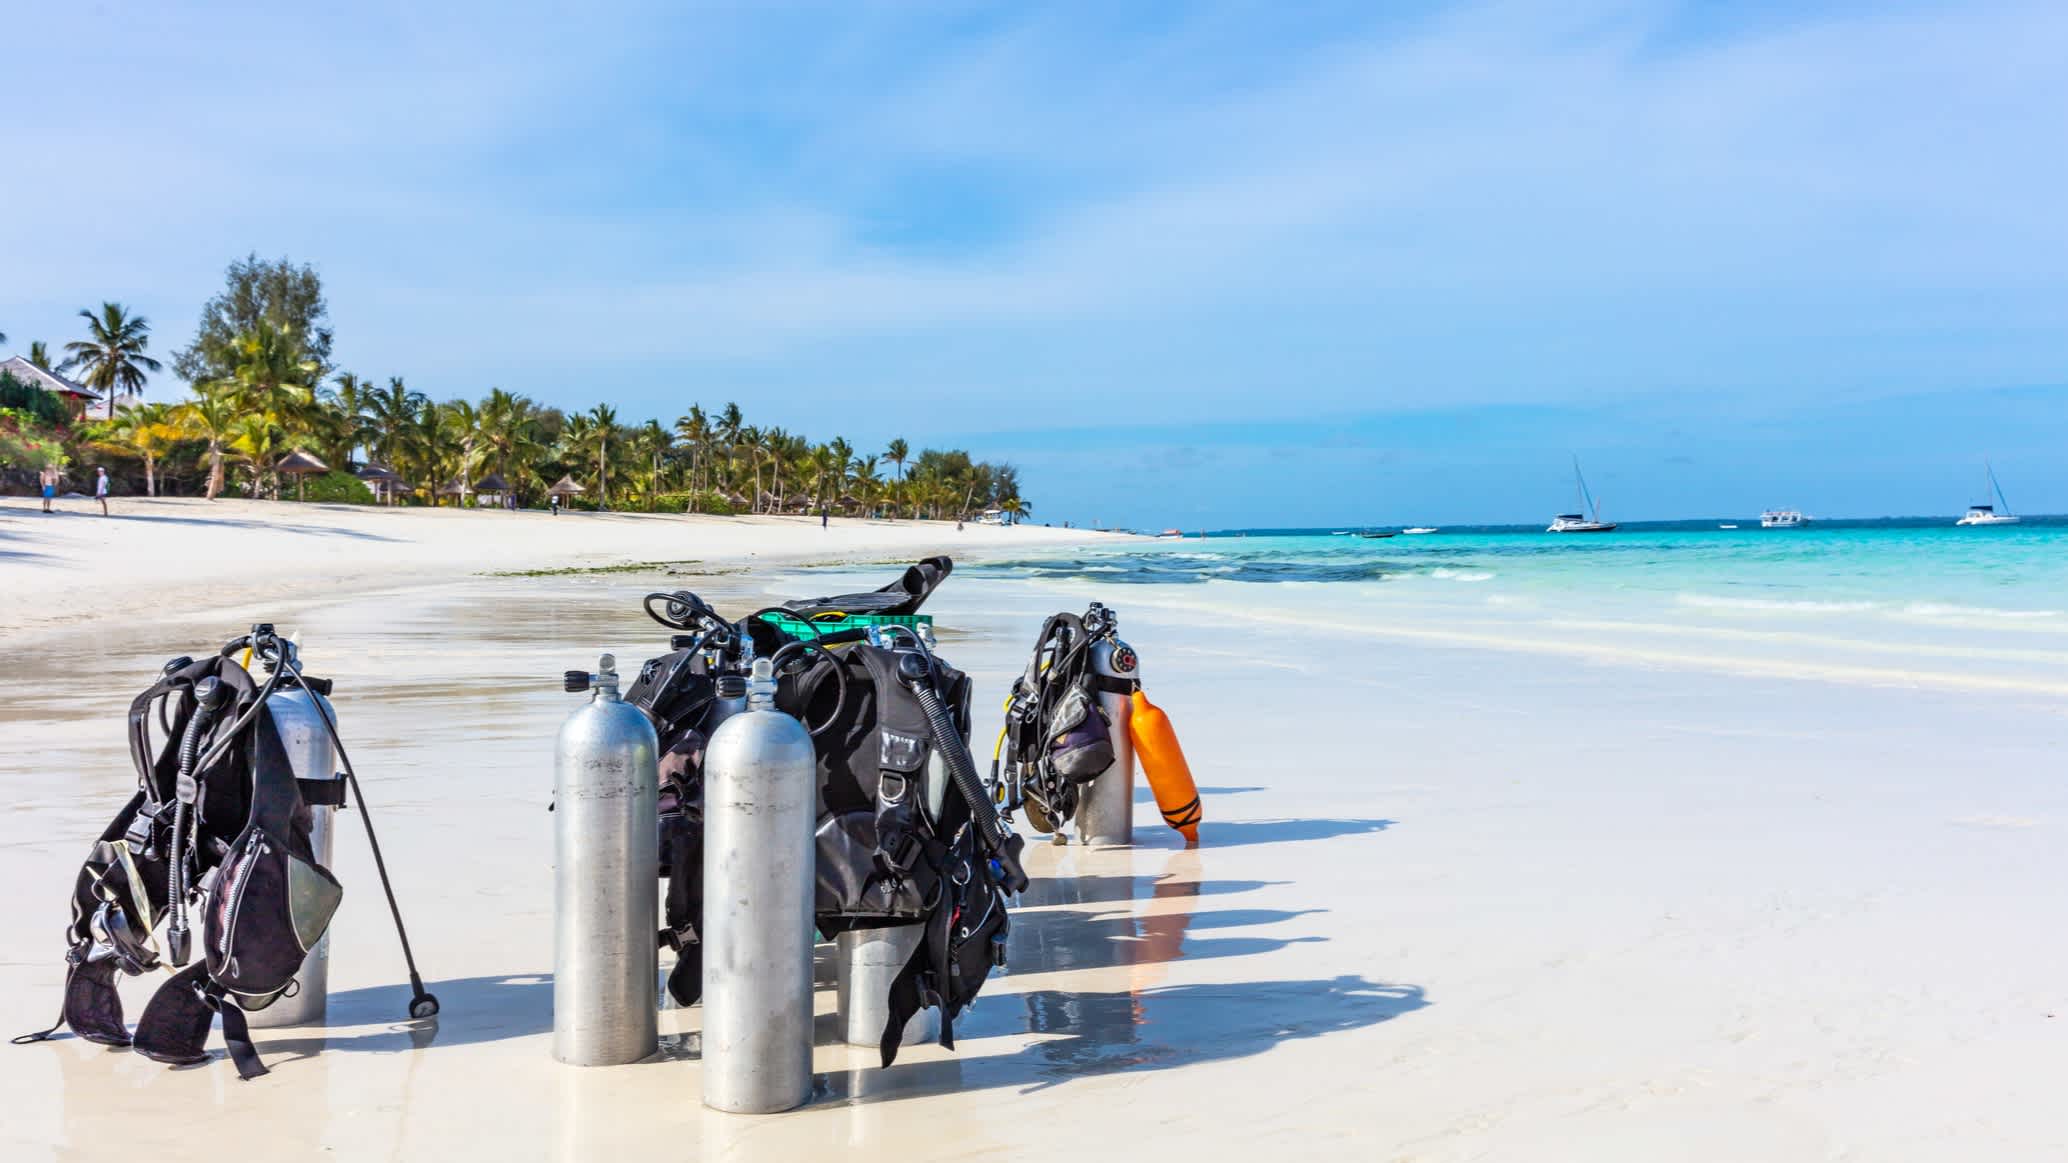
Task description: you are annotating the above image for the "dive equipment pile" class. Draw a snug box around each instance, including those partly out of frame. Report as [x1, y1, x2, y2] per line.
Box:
[994, 601, 1201, 845]
[623, 556, 1029, 1066]
[14, 624, 437, 1079]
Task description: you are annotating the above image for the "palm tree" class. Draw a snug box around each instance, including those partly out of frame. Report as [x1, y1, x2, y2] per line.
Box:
[631, 419, 670, 511]
[480, 388, 545, 502]
[26, 341, 54, 371]
[361, 376, 423, 472]
[213, 324, 319, 495]
[675, 405, 711, 499]
[1000, 495, 1031, 524]
[586, 403, 617, 509]
[175, 390, 241, 500]
[63, 303, 163, 419]
[102, 403, 183, 496]
[885, 437, 909, 482]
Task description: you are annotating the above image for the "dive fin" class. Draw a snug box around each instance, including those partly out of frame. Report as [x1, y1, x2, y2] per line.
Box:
[132, 964, 215, 1067]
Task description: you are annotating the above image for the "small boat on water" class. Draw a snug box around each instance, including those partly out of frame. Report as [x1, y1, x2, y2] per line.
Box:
[1402, 527, 1439, 535]
[1157, 528, 1185, 538]
[1719, 524, 1738, 529]
[1956, 461, 2021, 526]
[1760, 509, 1806, 529]
[1354, 530, 1395, 539]
[1548, 457, 1617, 533]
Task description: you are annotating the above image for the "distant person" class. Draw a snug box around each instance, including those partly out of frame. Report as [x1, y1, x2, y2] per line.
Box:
[955, 517, 964, 532]
[820, 505, 829, 529]
[39, 463, 59, 513]
[94, 467, 109, 516]
[550, 493, 561, 516]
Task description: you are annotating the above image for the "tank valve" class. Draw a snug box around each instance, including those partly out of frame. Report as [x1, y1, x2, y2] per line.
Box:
[563, 671, 590, 693]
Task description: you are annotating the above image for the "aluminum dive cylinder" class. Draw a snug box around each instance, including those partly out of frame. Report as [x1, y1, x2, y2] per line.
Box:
[1077, 632, 1139, 846]
[245, 679, 340, 1028]
[553, 654, 660, 1067]
[701, 658, 816, 1114]
[834, 924, 937, 1048]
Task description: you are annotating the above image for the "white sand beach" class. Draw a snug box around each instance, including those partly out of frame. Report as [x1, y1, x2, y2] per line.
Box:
[2, 502, 2064, 1161]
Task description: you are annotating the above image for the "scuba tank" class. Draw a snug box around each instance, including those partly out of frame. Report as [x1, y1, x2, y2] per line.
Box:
[245, 672, 343, 1029]
[555, 654, 660, 1067]
[1076, 607, 1138, 847]
[701, 658, 815, 1114]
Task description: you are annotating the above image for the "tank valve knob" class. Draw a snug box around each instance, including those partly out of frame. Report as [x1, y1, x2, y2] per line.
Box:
[563, 670, 591, 693]
[161, 655, 194, 676]
[670, 634, 697, 651]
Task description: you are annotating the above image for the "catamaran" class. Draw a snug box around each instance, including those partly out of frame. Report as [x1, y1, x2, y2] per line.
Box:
[1956, 461, 2021, 526]
[1548, 457, 1617, 533]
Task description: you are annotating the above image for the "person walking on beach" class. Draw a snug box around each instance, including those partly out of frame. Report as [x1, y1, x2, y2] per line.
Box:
[94, 467, 110, 516]
[550, 493, 561, 516]
[40, 463, 60, 513]
[820, 505, 829, 529]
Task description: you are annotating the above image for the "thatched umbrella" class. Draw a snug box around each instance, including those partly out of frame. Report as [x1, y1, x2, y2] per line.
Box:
[469, 473, 510, 510]
[548, 475, 585, 510]
[276, 449, 329, 501]
[356, 464, 402, 505]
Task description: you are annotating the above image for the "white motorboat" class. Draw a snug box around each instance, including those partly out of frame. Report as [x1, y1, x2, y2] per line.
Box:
[1402, 527, 1438, 535]
[1760, 509, 1806, 528]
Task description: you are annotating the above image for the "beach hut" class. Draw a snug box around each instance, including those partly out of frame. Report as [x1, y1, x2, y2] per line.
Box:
[473, 473, 511, 508]
[548, 475, 585, 511]
[276, 449, 330, 501]
[0, 356, 102, 420]
[356, 464, 403, 505]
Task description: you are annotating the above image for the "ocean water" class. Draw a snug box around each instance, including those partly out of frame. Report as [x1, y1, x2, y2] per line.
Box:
[940, 518, 2068, 698]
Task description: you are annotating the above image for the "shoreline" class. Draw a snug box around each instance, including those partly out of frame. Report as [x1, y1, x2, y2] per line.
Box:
[0, 496, 1121, 647]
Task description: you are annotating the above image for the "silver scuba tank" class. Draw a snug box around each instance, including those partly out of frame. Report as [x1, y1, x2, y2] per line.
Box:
[244, 679, 340, 1029]
[835, 924, 937, 1048]
[553, 654, 660, 1066]
[701, 657, 816, 1114]
[1076, 620, 1138, 847]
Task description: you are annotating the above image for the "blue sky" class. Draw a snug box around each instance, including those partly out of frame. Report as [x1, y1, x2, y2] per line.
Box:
[5, 1, 2065, 526]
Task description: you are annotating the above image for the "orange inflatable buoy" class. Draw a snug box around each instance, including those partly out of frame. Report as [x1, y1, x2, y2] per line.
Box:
[1129, 688, 1201, 844]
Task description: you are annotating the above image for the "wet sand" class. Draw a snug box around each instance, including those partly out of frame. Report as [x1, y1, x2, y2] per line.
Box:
[3, 522, 2066, 1160]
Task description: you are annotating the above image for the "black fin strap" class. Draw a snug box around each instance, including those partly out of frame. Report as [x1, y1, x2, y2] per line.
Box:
[217, 1002, 268, 1081]
[12, 1010, 65, 1045]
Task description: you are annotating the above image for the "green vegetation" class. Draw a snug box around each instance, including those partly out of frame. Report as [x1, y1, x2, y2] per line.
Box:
[8, 253, 1034, 519]
[299, 469, 375, 504]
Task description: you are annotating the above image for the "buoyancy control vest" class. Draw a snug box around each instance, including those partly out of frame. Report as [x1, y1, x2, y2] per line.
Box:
[992, 606, 1125, 833]
[623, 560, 1025, 1065]
[14, 648, 344, 1079]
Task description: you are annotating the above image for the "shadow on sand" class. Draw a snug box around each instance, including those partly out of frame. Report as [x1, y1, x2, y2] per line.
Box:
[98, 511, 402, 541]
[1126, 817, 1396, 850]
[822, 974, 1427, 1103]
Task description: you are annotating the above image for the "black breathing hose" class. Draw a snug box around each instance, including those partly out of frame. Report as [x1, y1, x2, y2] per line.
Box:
[900, 654, 1028, 893]
[165, 677, 229, 966]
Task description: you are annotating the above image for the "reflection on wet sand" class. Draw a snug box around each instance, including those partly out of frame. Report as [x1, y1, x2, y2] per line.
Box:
[819, 846, 1424, 1108]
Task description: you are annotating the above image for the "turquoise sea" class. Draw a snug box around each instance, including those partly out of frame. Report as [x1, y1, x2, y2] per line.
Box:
[944, 520, 2068, 700]
[967, 518, 2068, 625]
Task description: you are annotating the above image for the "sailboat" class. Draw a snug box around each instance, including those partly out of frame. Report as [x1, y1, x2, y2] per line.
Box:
[1956, 460, 2021, 526]
[1547, 457, 1617, 533]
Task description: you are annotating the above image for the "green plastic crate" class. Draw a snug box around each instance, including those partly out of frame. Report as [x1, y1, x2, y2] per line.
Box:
[753, 611, 932, 641]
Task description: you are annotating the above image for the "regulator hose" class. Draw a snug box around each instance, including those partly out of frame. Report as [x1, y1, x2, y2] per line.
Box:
[900, 654, 1028, 893]
[165, 676, 230, 966]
